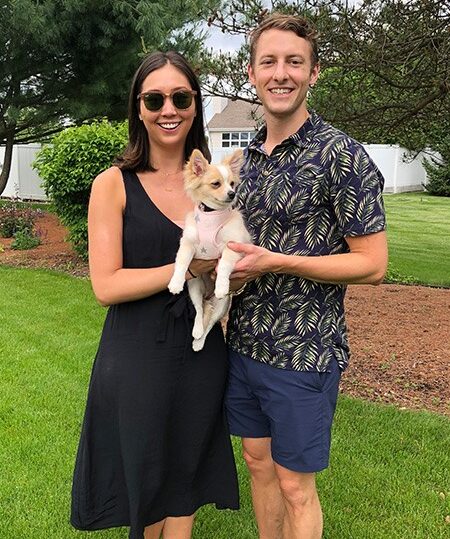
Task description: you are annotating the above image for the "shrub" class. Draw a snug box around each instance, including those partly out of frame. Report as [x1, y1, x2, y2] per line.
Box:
[0, 199, 41, 238]
[11, 228, 41, 250]
[423, 137, 450, 197]
[33, 120, 128, 259]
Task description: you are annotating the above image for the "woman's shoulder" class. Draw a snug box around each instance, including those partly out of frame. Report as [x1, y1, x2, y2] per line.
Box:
[91, 166, 126, 206]
[93, 166, 124, 187]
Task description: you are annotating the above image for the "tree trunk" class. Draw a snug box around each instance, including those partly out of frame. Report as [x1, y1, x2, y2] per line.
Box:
[0, 132, 15, 197]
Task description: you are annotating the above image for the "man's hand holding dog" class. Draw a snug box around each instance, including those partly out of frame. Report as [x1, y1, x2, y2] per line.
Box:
[227, 242, 275, 282]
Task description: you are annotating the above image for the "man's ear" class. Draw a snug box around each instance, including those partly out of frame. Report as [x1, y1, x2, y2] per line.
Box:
[248, 63, 256, 86]
[310, 62, 320, 87]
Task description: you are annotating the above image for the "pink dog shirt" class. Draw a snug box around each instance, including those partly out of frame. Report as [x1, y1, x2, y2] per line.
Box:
[194, 205, 233, 259]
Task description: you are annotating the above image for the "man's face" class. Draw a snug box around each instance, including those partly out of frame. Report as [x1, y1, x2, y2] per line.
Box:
[248, 29, 320, 121]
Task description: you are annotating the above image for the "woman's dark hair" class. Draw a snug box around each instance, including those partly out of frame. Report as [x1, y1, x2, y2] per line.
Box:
[115, 51, 210, 171]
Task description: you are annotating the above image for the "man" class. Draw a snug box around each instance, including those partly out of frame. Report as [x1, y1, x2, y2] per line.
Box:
[226, 13, 388, 539]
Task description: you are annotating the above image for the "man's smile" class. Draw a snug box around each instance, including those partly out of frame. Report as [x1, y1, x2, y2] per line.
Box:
[269, 88, 293, 95]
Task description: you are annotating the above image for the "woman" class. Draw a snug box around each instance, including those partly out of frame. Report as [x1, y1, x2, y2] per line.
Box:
[70, 51, 239, 539]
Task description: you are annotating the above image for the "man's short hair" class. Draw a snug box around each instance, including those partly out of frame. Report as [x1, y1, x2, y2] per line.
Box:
[249, 12, 319, 68]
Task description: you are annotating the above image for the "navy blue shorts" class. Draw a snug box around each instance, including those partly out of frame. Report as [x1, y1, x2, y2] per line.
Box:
[225, 350, 341, 473]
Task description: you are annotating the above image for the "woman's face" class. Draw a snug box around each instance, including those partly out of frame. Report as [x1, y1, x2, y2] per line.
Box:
[138, 63, 196, 157]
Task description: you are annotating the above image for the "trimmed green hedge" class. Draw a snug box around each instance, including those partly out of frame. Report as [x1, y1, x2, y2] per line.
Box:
[424, 137, 450, 197]
[34, 120, 128, 258]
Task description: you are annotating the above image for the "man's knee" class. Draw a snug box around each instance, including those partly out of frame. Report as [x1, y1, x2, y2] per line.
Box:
[279, 478, 317, 508]
[242, 438, 273, 476]
[276, 467, 318, 510]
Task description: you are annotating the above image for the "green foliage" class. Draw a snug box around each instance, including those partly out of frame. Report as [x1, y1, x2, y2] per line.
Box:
[0, 210, 32, 237]
[11, 229, 41, 250]
[384, 264, 418, 285]
[0, 198, 42, 243]
[0, 0, 220, 194]
[1, 0, 219, 142]
[423, 138, 450, 197]
[0, 197, 42, 250]
[33, 121, 128, 258]
[205, 0, 450, 154]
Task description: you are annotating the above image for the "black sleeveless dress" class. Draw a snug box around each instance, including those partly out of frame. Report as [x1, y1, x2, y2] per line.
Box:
[71, 170, 239, 538]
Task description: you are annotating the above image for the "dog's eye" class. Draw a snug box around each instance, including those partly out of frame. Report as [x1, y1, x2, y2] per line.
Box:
[211, 181, 221, 188]
[230, 181, 235, 188]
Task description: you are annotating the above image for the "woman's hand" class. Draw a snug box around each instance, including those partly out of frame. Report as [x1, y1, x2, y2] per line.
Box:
[228, 277, 247, 293]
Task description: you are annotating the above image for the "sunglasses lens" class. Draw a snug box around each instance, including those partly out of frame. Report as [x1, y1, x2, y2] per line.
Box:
[172, 91, 193, 109]
[143, 93, 164, 111]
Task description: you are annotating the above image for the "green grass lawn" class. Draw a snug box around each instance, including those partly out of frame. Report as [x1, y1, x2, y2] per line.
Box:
[1, 267, 449, 538]
[383, 192, 450, 287]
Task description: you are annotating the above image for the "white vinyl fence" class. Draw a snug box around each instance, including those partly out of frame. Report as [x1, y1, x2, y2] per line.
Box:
[364, 144, 430, 194]
[1, 144, 46, 201]
[210, 142, 431, 194]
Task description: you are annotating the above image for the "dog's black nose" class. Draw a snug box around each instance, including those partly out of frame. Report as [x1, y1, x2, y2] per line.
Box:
[227, 191, 236, 200]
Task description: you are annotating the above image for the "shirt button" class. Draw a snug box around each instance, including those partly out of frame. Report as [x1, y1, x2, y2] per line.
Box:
[262, 169, 270, 176]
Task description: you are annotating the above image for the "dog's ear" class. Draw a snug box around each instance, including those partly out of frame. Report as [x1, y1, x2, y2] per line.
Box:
[224, 149, 244, 176]
[188, 149, 208, 177]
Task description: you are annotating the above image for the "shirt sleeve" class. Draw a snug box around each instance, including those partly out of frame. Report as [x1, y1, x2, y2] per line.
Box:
[329, 140, 387, 237]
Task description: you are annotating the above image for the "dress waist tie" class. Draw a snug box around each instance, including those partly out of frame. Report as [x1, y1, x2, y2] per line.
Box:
[156, 292, 195, 343]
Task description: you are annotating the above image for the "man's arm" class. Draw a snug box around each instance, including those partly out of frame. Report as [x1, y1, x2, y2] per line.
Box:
[228, 230, 388, 286]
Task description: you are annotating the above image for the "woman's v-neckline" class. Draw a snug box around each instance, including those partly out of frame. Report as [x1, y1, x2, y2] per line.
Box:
[132, 171, 185, 231]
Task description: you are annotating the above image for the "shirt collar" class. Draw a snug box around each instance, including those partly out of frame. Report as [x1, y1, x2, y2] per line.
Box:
[247, 110, 323, 154]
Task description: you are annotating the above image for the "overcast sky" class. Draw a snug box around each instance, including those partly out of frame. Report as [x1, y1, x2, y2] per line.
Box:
[205, 27, 245, 53]
[202, 27, 246, 121]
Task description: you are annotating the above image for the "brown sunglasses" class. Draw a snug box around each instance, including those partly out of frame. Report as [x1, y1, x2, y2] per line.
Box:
[137, 90, 197, 111]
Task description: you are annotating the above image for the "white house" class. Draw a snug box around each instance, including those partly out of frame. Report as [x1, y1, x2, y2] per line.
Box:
[207, 97, 262, 162]
[207, 97, 429, 194]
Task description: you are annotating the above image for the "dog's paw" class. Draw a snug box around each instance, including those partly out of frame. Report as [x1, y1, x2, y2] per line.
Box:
[168, 277, 184, 294]
[214, 284, 229, 299]
[192, 322, 204, 340]
[214, 276, 230, 299]
[192, 338, 205, 352]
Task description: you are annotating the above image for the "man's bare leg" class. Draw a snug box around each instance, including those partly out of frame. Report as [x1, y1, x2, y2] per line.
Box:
[274, 463, 322, 539]
[242, 437, 284, 539]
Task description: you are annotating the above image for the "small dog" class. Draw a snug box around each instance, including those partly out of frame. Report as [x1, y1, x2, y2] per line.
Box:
[168, 148, 251, 351]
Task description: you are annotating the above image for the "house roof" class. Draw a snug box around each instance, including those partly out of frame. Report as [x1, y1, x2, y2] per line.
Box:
[208, 99, 262, 130]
